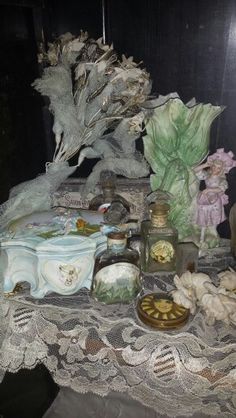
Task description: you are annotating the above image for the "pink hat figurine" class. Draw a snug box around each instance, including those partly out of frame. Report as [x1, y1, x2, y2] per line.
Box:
[207, 148, 236, 174]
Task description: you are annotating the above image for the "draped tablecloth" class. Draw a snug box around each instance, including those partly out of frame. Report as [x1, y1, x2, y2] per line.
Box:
[0, 249, 236, 418]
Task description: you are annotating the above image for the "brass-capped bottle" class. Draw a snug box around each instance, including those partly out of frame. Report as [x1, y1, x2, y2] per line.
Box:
[141, 202, 178, 272]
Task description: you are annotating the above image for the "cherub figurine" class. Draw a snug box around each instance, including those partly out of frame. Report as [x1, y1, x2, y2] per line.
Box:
[172, 271, 236, 326]
[194, 148, 236, 247]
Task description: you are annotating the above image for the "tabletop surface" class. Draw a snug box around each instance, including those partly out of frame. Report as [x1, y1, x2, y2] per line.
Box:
[0, 248, 236, 418]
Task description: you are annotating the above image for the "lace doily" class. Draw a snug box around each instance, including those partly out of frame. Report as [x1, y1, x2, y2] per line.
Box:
[0, 251, 236, 417]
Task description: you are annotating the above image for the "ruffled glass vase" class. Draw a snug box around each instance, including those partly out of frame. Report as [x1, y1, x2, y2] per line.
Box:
[143, 93, 224, 243]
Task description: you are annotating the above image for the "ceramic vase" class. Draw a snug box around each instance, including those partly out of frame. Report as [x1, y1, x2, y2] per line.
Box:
[143, 93, 224, 242]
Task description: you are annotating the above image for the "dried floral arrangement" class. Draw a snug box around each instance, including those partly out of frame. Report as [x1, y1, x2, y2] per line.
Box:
[35, 31, 151, 192]
[0, 31, 152, 228]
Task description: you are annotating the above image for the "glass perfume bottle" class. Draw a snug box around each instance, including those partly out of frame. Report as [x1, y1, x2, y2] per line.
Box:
[89, 170, 130, 214]
[141, 202, 178, 272]
[91, 232, 141, 304]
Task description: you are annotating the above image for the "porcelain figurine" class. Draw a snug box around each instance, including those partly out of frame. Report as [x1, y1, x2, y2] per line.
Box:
[170, 281, 196, 314]
[200, 291, 236, 326]
[218, 267, 236, 291]
[172, 270, 236, 326]
[143, 93, 224, 241]
[172, 271, 214, 314]
[193, 148, 236, 248]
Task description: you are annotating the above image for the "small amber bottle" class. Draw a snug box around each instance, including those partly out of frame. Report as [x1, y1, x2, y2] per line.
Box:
[141, 202, 178, 272]
[91, 232, 141, 304]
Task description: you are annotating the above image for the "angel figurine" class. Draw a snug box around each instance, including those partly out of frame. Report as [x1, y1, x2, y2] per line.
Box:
[194, 148, 236, 246]
[172, 270, 236, 326]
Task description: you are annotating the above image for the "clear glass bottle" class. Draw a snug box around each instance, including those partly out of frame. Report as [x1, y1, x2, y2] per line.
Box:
[141, 202, 178, 272]
[91, 232, 141, 304]
[89, 170, 130, 214]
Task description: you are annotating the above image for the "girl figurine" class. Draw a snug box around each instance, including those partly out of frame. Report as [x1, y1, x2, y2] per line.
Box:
[194, 148, 236, 247]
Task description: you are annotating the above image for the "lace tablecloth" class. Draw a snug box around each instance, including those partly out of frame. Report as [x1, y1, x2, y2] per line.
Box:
[0, 250, 236, 418]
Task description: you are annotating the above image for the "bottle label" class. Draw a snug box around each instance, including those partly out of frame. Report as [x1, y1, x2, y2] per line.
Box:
[93, 262, 140, 303]
[150, 240, 175, 264]
[107, 238, 127, 251]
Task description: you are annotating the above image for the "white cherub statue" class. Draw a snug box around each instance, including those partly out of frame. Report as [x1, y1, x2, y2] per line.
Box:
[172, 271, 214, 314]
[217, 267, 236, 291]
[171, 270, 236, 326]
[200, 289, 236, 326]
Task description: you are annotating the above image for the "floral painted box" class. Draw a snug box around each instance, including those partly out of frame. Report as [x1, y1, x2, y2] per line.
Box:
[0, 210, 107, 298]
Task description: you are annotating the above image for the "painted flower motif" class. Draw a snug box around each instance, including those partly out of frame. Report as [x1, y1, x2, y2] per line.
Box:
[76, 218, 87, 230]
[58, 335, 84, 363]
[150, 240, 174, 263]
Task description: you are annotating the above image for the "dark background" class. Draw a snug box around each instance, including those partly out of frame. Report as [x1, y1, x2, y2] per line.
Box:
[1, 0, 236, 237]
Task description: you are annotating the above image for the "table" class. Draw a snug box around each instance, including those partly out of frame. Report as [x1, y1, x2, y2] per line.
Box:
[0, 249, 236, 418]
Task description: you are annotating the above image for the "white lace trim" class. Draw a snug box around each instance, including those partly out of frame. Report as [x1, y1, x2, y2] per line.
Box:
[0, 252, 236, 417]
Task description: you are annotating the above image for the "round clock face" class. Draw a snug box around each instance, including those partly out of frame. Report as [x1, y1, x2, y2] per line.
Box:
[137, 293, 189, 330]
